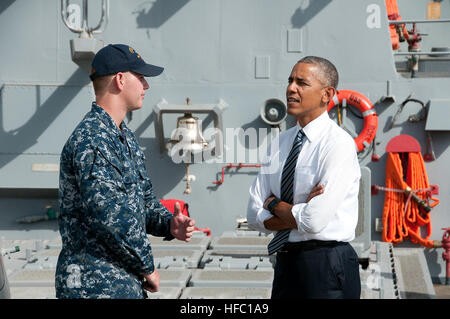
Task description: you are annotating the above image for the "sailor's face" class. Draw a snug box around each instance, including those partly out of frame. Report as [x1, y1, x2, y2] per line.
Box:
[123, 71, 149, 111]
[286, 62, 328, 124]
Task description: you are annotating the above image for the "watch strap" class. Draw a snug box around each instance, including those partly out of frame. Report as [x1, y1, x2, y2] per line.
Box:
[267, 197, 281, 214]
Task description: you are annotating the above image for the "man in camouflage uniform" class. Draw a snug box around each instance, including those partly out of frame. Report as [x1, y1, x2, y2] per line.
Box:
[55, 44, 195, 298]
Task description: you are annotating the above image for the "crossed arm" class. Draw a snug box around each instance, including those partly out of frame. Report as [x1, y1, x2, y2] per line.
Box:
[262, 184, 324, 231]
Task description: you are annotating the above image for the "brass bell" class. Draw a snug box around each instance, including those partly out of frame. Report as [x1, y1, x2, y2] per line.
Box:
[166, 113, 208, 152]
[166, 98, 208, 195]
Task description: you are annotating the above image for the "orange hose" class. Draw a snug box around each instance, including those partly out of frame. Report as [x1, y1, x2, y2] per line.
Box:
[385, 0, 410, 50]
[382, 152, 439, 248]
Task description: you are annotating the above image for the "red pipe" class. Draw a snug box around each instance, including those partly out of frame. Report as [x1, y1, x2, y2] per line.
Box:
[213, 163, 261, 185]
[442, 228, 450, 285]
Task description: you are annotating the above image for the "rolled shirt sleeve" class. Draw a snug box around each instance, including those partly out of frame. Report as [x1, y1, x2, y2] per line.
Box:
[247, 171, 274, 234]
[291, 137, 361, 235]
[247, 137, 280, 234]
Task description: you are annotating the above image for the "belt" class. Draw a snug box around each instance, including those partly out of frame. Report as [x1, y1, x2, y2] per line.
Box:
[280, 240, 345, 252]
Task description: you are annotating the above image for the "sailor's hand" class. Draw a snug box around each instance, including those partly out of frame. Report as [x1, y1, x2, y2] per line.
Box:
[142, 269, 159, 293]
[170, 201, 196, 242]
[306, 183, 324, 203]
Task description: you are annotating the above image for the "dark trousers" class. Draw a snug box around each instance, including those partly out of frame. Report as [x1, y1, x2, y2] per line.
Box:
[271, 241, 361, 299]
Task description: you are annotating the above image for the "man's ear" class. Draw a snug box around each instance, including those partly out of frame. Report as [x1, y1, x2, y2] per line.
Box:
[322, 86, 336, 105]
[114, 72, 125, 90]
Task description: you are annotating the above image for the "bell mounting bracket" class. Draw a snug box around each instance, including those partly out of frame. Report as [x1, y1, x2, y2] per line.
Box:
[153, 98, 228, 158]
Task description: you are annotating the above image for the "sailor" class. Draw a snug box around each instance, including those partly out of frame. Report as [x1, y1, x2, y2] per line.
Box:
[55, 44, 195, 298]
[247, 56, 361, 299]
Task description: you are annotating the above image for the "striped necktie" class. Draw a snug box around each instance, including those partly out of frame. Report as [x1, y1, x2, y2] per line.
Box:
[267, 129, 306, 255]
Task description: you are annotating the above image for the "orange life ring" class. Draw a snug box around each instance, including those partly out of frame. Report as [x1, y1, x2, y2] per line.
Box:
[327, 90, 378, 152]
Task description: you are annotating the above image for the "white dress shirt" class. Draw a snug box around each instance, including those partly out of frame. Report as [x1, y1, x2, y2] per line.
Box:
[247, 111, 361, 243]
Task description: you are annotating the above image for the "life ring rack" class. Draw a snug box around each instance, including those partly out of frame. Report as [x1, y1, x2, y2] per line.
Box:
[327, 89, 378, 152]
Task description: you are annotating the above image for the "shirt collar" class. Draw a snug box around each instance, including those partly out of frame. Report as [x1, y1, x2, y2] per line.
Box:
[296, 110, 330, 142]
[91, 102, 129, 137]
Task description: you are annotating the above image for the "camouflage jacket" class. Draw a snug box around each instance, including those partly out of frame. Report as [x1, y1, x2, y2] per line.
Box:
[55, 102, 173, 299]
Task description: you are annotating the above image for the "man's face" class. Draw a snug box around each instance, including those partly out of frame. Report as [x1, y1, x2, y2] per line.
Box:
[286, 62, 329, 124]
[122, 71, 149, 111]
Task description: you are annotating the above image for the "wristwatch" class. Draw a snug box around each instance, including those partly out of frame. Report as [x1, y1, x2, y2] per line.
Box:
[267, 197, 281, 214]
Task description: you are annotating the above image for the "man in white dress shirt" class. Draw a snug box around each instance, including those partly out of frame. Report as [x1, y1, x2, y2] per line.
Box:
[247, 56, 361, 299]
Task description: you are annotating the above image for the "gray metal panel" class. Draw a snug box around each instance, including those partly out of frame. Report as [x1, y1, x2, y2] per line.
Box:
[189, 269, 274, 288]
[419, 58, 450, 75]
[145, 287, 182, 299]
[181, 287, 271, 299]
[9, 286, 55, 299]
[0, 84, 93, 153]
[153, 249, 203, 269]
[148, 235, 211, 251]
[0, 154, 60, 188]
[8, 269, 55, 287]
[158, 269, 192, 288]
[200, 252, 272, 270]
[203, 249, 269, 258]
[377, 242, 400, 299]
[0, 1, 59, 83]
[210, 237, 271, 247]
[393, 247, 436, 299]
[358, 242, 400, 299]
[0, 83, 94, 188]
[425, 99, 450, 131]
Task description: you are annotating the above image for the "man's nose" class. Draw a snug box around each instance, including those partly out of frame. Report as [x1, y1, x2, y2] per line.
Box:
[143, 79, 149, 90]
[287, 82, 296, 94]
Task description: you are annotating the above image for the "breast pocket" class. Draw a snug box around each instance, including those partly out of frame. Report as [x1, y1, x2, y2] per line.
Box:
[134, 150, 150, 183]
[91, 148, 126, 191]
[293, 166, 317, 202]
[122, 163, 140, 188]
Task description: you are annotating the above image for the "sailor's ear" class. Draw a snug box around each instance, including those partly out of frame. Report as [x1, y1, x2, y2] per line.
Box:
[114, 72, 126, 90]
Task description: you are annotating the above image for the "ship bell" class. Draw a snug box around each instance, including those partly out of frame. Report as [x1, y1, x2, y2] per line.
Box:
[166, 113, 208, 153]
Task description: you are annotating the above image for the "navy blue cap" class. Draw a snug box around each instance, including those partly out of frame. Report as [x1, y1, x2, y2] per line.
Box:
[90, 44, 164, 81]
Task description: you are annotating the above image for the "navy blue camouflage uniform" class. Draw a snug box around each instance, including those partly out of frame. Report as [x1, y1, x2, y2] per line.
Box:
[56, 102, 173, 298]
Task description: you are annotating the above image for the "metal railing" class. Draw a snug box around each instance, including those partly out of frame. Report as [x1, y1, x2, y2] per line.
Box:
[388, 19, 450, 24]
[389, 18, 450, 57]
[394, 51, 449, 56]
[61, 0, 109, 38]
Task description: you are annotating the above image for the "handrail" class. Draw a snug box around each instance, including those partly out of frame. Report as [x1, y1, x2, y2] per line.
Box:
[389, 19, 450, 24]
[394, 51, 450, 56]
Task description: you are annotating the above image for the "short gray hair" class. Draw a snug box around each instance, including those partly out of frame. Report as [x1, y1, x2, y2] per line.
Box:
[298, 56, 339, 89]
